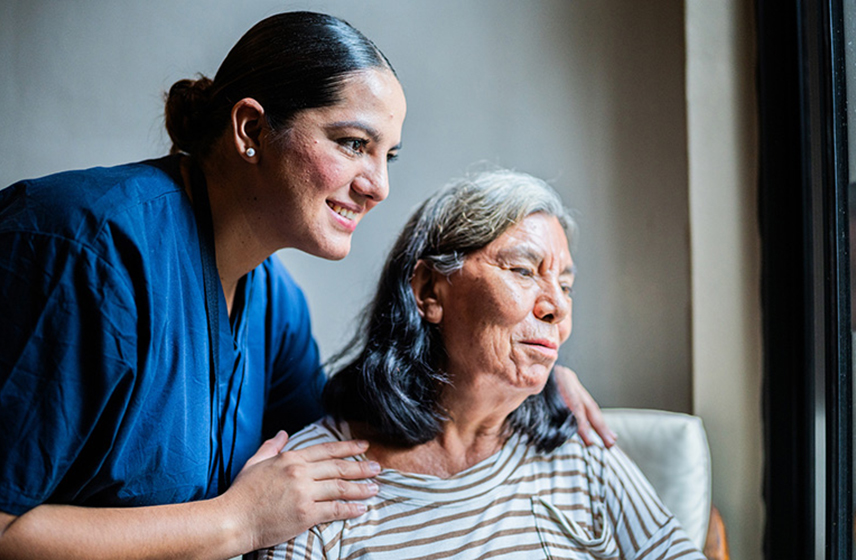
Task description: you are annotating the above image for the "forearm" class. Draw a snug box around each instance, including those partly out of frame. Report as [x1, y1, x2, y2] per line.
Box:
[0, 495, 249, 560]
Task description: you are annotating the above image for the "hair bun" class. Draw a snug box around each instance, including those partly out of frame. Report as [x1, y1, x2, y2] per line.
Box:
[164, 76, 214, 155]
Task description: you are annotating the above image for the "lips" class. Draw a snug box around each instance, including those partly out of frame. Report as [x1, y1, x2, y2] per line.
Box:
[520, 339, 558, 350]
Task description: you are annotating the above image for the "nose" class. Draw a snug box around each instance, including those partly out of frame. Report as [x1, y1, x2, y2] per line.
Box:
[533, 281, 571, 325]
[351, 158, 390, 204]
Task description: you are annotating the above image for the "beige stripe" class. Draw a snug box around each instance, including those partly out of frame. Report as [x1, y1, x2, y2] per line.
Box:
[474, 542, 560, 560]
[378, 439, 526, 495]
[351, 488, 593, 532]
[603, 459, 659, 546]
[341, 526, 543, 560]
[283, 537, 294, 559]
[344, 507, 535, 547]
[637, 523, 683, 558]
[604, 477, 641, 551]
[532, 511, 594, 536]
[323, 523, 342, 550]
[380, 466, 589, 504]
[532, 536, 613, 557]
[302, 530, 314, 560]
[607, 449, 668, 541]
[287, 430, 330, 450]
[505, 468, 589, 487]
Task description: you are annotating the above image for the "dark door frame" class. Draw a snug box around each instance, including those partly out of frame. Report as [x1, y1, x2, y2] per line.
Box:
[757, 0, 852, 557]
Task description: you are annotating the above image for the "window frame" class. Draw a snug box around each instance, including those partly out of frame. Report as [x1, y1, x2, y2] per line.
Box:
[757, 0, 852, 556]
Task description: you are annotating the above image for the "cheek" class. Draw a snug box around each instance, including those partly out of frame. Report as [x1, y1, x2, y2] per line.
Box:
[312, 158, 348, 192]
[282, 143, 347, 197]
[559, 301, 573, 342]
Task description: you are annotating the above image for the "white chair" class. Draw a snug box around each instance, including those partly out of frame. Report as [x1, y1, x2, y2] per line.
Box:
[601, 408, 713, 551]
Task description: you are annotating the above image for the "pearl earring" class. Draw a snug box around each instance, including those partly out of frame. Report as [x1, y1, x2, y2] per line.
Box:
[246, 147, 256, 157]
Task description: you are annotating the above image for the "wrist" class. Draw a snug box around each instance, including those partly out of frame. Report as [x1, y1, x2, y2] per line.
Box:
[202, 493, 253, 558]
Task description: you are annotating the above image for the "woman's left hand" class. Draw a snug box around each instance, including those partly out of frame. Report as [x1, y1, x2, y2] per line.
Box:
[553, 365, 617, 447]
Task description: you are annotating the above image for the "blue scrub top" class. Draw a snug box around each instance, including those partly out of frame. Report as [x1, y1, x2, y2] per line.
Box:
[0, 157, 326, 515]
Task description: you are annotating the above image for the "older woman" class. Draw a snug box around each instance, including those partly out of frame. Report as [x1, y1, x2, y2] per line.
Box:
[252, 169, 704, 559]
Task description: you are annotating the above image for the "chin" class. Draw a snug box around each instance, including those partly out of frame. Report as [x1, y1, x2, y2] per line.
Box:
[515, 366, 553, 391]
[309, 241, 351, 261]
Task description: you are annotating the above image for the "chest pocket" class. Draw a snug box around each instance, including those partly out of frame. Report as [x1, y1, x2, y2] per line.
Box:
[531, 497, 620, 560]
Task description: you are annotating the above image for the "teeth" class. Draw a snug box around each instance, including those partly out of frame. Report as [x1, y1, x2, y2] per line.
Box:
[330, 203, 358, 221]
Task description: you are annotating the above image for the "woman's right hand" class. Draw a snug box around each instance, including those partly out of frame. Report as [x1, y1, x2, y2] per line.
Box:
[222, 430, 381, 553]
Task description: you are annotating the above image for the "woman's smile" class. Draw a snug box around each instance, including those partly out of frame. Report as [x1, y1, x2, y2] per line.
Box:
[326, 200, 362, 232]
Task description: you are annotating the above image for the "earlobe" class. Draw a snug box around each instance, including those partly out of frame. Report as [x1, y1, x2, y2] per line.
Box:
[411, 261, 444, 324]
[230, 98, 266, 163]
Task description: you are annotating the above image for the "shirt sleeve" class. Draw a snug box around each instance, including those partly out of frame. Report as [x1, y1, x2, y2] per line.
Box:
[601, 446, 706, 559]
[0, 231, 138, 515]
[261, 257, 326, 439]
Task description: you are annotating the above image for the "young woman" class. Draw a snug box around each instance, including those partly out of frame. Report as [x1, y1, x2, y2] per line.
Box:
[0, 11, 610, 560]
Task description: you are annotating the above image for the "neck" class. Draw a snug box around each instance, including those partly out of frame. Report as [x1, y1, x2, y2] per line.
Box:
[181, 155, 270, 315]
[364, 374, 526, 478]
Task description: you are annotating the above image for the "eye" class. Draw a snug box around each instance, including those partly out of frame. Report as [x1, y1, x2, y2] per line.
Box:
[561, 284, 575, 297]
[339, 138, 368, 154]
[387, 151, 399, 163]
[511, 267, 534, 277]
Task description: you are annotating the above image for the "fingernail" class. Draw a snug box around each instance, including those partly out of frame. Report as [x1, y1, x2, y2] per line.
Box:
[355, 503, 367, 513]
[610, 431, 619, 441]
[357, 440, 369, 449]
[366, 482, 379, 493]
[368, 461, 381, 473]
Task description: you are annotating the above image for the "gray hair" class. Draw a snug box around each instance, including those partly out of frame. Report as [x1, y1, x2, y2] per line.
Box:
[415, 169, 576, 275]
[323, 168, 578, 451]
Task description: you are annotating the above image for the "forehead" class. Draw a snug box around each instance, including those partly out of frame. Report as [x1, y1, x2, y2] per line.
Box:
[291, 68, 406, 141]
[306, 68, 405, 120]
[481, 213, 573, 267]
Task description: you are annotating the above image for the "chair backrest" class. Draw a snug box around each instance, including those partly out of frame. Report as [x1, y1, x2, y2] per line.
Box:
[601, 408, 712, 549]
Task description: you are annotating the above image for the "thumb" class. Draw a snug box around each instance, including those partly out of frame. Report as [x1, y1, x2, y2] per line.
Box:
[243, 430, 289, 469]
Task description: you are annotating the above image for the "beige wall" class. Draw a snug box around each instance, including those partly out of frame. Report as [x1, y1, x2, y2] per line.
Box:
[686, 1, 764, 558]
[0, 0, 694, 414]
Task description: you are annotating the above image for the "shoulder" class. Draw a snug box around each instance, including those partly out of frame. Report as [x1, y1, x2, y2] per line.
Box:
[530, 432, 604, 465]
[282, 417, 349, 452]
[0, 157, 185, 247]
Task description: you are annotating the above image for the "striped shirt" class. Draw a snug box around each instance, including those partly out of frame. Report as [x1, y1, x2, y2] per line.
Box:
[250, 418, 705, 560]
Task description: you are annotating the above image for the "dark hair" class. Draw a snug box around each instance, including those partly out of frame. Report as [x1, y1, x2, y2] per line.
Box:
[164, 11, 395, 157]
[323, 169, 578, 453]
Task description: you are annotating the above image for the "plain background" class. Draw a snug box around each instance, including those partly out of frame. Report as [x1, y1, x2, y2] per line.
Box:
[0, 1, 762, 557]
[0, 0, 691, 411]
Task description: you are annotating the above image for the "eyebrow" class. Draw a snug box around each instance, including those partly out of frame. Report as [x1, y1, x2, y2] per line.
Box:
[327, 120, 402, 152]
[498, 247, 576, 276]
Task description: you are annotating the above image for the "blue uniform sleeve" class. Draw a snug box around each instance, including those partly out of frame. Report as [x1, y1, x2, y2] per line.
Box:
[0, 231, 138, 515]
[260, 257, 326, 439]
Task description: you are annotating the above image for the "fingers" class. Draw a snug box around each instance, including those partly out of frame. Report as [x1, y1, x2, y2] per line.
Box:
[312, 479, 379, 503]
[243, 430, 290, 469]
[553, 365, 589, 439]
[313, 500, 370, 524]
[297, 439, 370, 462]
[575, 409, 595, 446]
[553, 364, 618, 448]
[303, 458, 382, 481]
[586, 402, 618, 448]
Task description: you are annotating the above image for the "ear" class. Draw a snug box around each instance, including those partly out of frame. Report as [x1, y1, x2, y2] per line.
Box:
[230, 98, 266, 163]
[411, 260, 444, 324]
